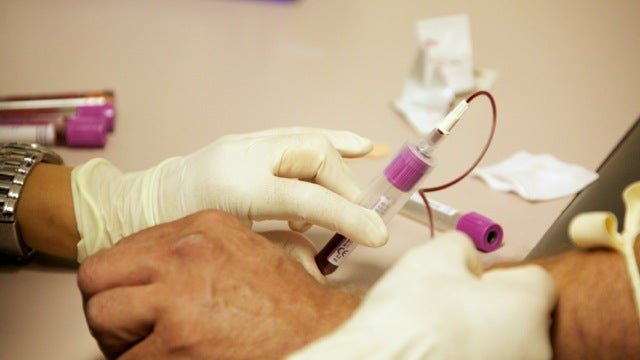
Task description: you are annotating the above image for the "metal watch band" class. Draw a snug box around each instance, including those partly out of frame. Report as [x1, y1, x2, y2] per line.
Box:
[0, 143, 63, 261]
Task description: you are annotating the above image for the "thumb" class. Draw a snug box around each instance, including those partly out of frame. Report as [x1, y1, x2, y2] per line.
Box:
[482, 265, 557, 306]
[260, 230, 326, 283]
[389, 231, 483, 280]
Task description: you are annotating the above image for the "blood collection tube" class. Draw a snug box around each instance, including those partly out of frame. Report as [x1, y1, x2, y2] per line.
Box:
[0, 115, 107, 148]
[400, 193, 503, 252]
[0, 90, 114, 147]
[315, 100, 470, 275]
[315, 141, 435, 275]
[0, 90, 116, 131]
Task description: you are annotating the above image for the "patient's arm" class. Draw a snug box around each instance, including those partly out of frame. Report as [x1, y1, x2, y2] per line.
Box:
[525, 240, 640, 359]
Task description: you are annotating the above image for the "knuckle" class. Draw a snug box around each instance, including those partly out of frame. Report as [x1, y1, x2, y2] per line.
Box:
[152, 307, 214, 353]
[77, 259, 98, 292]
[158, 321, 199, 351]
[303, 132, 331, 145]
[306, 134, 334, 155]
[189, 209, 244, 228]
[84, 296, 109, 332]
[170, 232, 217, 261]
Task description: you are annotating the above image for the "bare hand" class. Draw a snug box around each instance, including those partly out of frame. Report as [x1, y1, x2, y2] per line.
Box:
[77, 210, 359, 359]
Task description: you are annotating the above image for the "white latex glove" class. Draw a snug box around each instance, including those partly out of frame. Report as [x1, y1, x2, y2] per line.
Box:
[71, 127, 388, 261]
[289, 232, 557, 360]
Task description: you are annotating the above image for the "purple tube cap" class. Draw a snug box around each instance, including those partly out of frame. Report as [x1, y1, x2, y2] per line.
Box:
[76, 104, 115, 132]
[66, 116, 107, 148]
[384, 144, 431, 192]
[456, 212, 503, 252]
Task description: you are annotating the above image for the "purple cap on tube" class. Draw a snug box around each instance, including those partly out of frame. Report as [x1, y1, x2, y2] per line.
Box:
[456, 212, 503, 252]
[76, 104, 115, 131]
[65, 116, 107, 148]
[384, 144, 431, 192]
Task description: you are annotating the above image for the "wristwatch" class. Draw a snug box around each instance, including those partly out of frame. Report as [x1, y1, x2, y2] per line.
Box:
[0, 143, 64, 262]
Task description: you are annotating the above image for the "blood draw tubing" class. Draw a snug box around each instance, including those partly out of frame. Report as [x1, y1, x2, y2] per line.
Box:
[315, 90, 498, 276]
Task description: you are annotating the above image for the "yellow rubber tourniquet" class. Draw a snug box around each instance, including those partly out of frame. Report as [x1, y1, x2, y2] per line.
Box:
[569, 181, 640, 325]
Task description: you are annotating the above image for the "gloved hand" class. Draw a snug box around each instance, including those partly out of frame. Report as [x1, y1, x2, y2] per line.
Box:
[71, 127, 388, 261]
[288, 231, 557, 360]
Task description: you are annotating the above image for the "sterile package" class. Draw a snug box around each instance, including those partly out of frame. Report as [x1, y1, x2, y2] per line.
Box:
[394, 14, 476, 135]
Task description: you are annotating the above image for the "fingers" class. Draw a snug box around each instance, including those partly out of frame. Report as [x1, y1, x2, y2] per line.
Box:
[274, 133, 367, 203]
[229, 127, 374, 158]
[310, 129, 373, 158]
[481, 265, 557, 359]
[391, 231, 483, 278]
[261, 230, 326, 283]
[84, 285, 158, 359]
[268, 132, 388, 247]
[483, 264, 558, 307]
[79, 211, 251, 298]
[118, 335, 164, 360]
[254, 178, 388, 247]
[288, 219, 313, 233]
[77, 232, 162, 297]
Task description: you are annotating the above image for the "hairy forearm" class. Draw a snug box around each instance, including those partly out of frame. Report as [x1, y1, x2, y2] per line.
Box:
[525, 244, 640, 358]
[16, 163, 79, 259]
